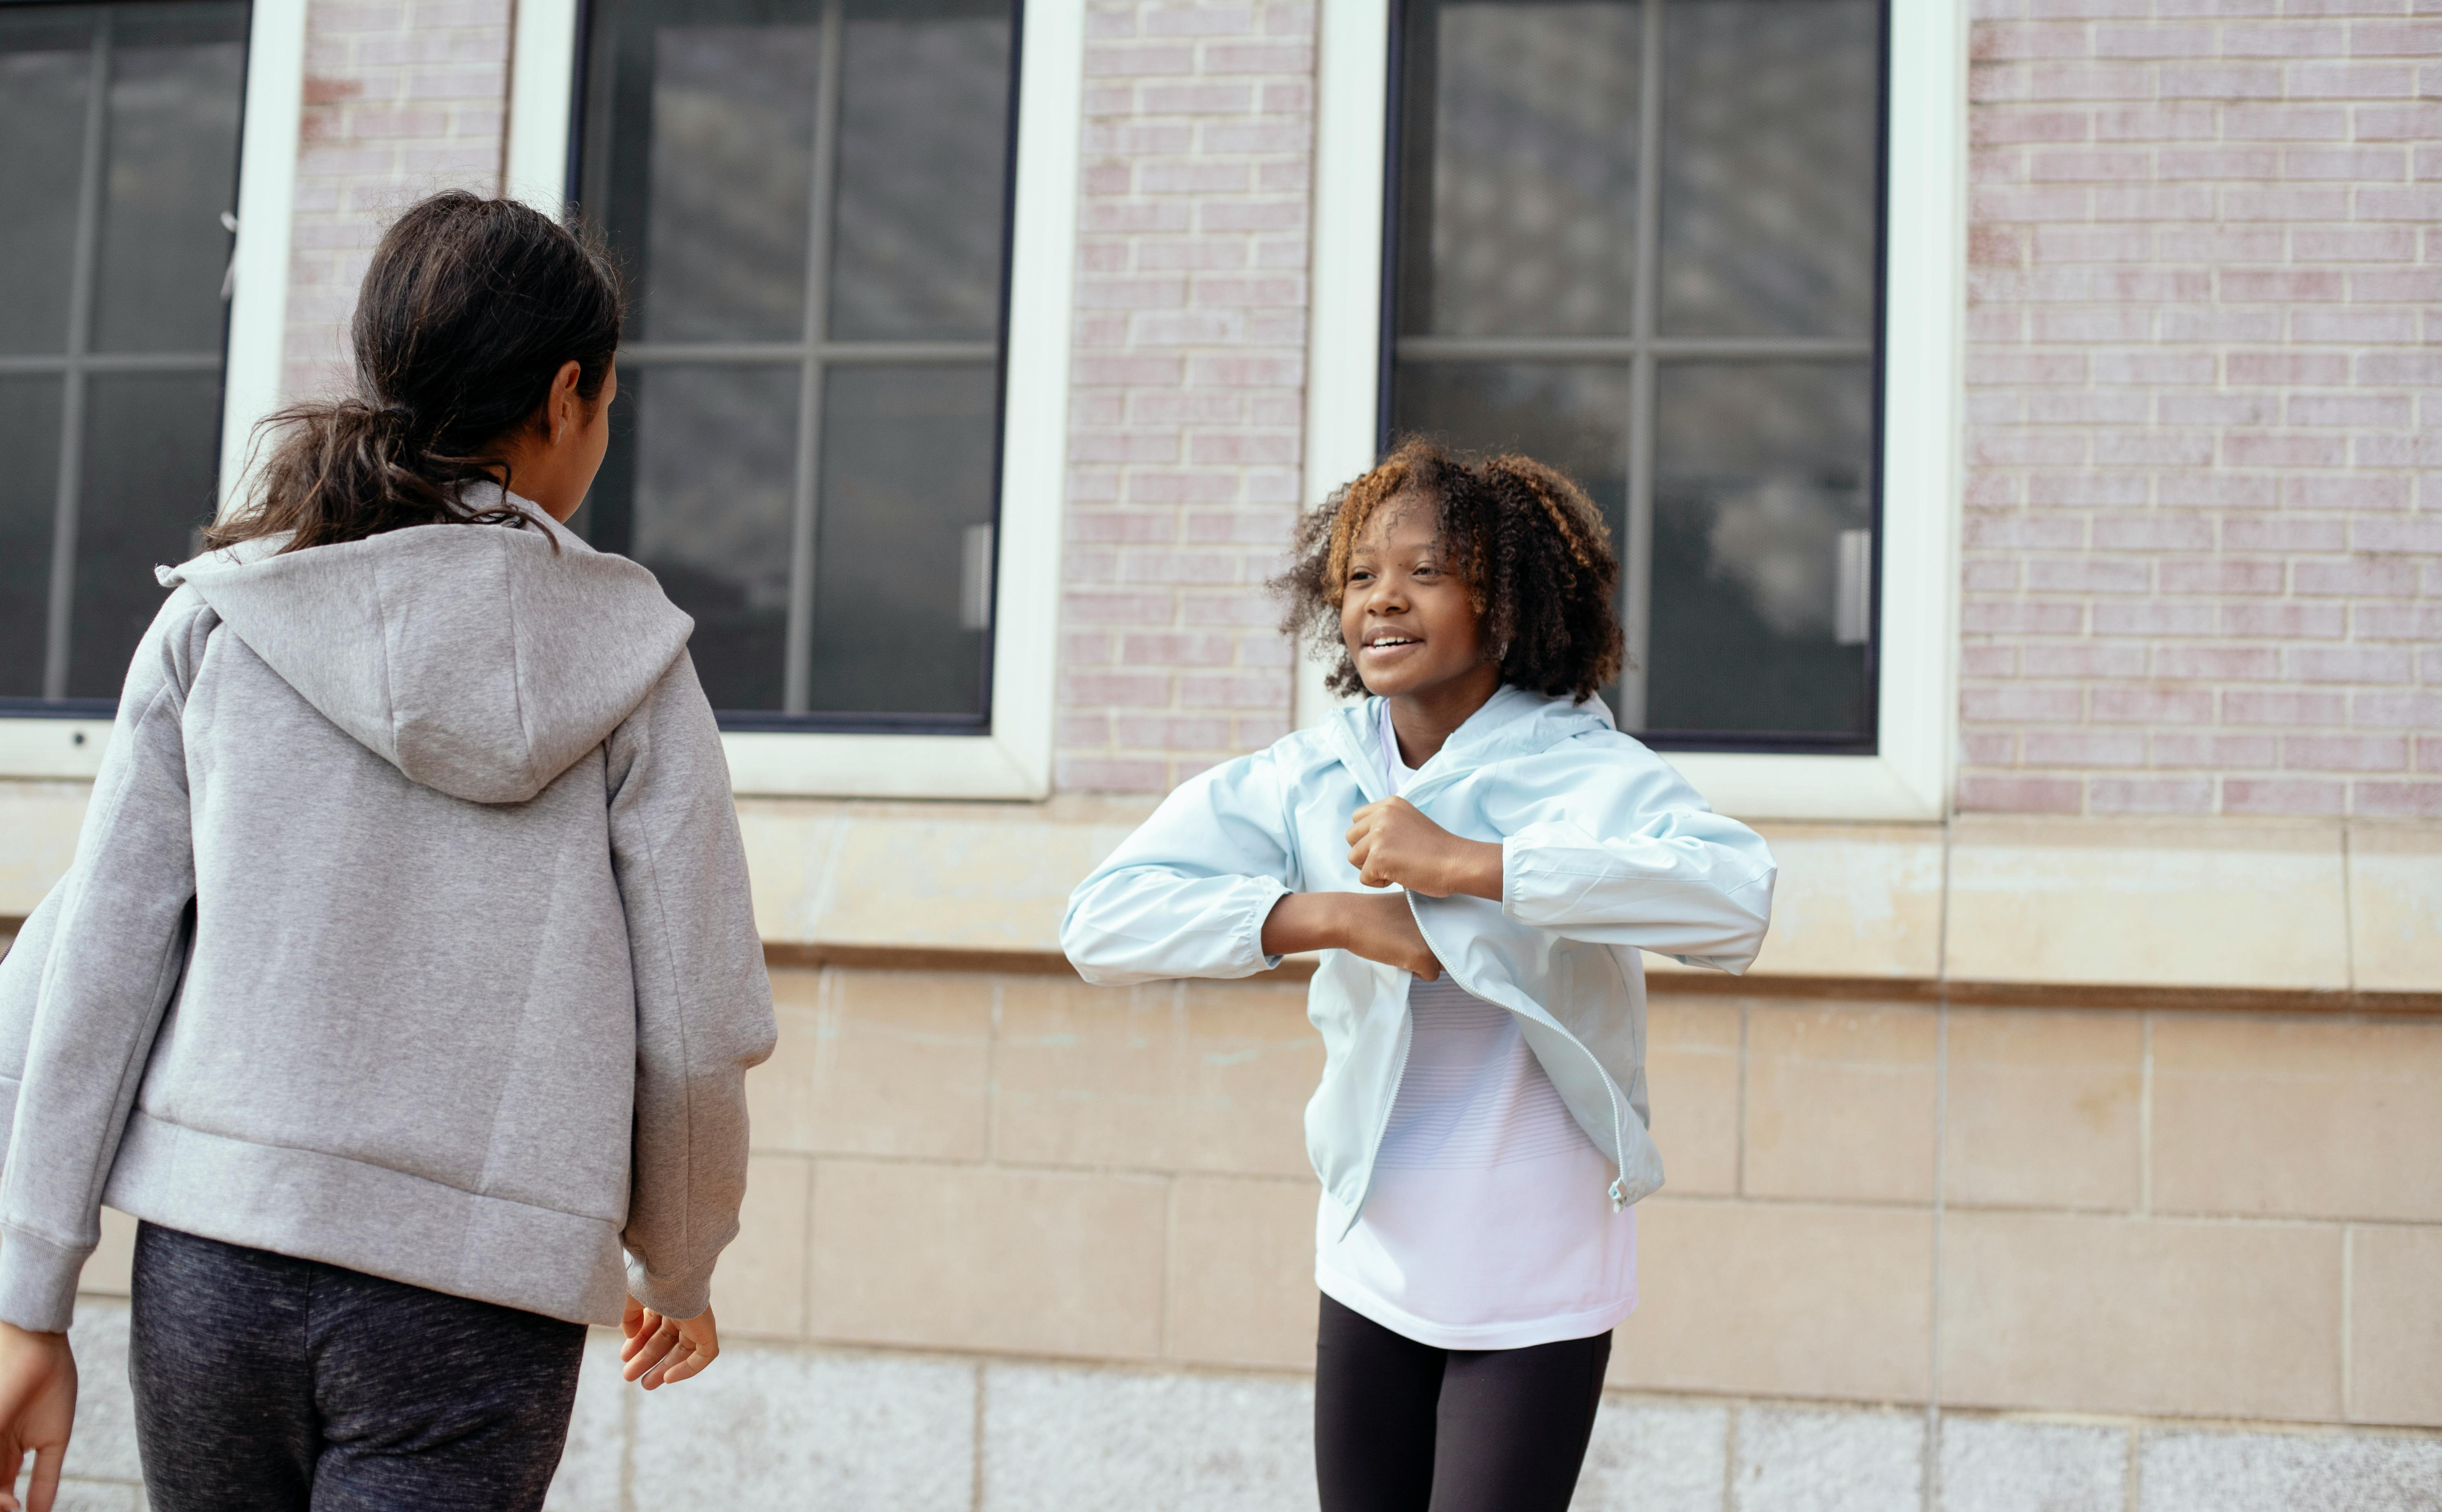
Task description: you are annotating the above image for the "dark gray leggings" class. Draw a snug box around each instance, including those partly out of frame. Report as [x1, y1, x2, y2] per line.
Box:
[127, 1222, 587, 1512]
[1314, 1292, 1612, 1512]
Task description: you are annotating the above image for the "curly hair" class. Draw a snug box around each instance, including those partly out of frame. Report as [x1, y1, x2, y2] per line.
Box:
[1272, 437, 1624, 702]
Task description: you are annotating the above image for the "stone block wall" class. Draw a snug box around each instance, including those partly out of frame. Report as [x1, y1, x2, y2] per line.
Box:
[1958, 3, 2442, 818]
[1054, 0, 1319, 793]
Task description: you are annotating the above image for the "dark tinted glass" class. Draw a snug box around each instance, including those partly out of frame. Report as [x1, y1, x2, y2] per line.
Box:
[0, 379, 65, 698]
[1396, 0, 1641, 339]
[1392, 362, 1630, 536]
[92, 3, 247, 353]
[589, 364, 801, 713]
[0, 13, 91, 356]
[1658, 0, 1879, 336]
[577, 0, 1017, 723]
[66, 372, 221, 697]
[593, 10, 822, 343]
[807, 364, 997, 712]
[1646, 363, 1872, 734]
[829, 0, 1012, 341]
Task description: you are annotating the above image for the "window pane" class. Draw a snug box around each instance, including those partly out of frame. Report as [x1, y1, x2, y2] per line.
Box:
[91, 3, 246, 354]
[586, 2, 822, 343]
[0, 378, 65, 697]
[66, 371, 220, 697]
[1647, 363, 1872, 736]
[806, 364, 995, 715]
[828, 0, 1013, 341]
[590, 364, 801, 713]
[1397, 0, 1641, 339]
[0, 9, 93, 356]
[1391, 360, 1630, 541]
[1657, 0, 1880, 338]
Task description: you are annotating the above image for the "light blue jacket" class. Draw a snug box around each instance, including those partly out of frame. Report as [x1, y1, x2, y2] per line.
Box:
[1061, 686, 1778, 1236]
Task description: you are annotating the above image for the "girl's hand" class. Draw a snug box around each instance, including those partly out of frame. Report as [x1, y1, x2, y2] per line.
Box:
[1261, 893, 1444, 980]
[621, 1296, 720, 1389]
[1346, 798, 1504, 899]
[0, 1323, 74, 1512]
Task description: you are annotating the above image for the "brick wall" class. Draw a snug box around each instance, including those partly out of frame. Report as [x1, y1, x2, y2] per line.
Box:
[1054, 0, 1317, 793]
[1960, 4, 2441, 818]
[283, 0, 510, 399]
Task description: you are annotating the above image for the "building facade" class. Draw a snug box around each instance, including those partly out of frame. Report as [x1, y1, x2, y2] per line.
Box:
[0, 0, 2437, 1506]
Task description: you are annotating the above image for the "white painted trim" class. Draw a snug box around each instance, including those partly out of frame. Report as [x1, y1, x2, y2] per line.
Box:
[503, 0, 1082, 799]
[502, 0, 580, 211]
[216, 0, 308, 516]
[0, 0, 310, 780]
[1295, 0, 1392, 731]
[1298, 0, 1965, 822]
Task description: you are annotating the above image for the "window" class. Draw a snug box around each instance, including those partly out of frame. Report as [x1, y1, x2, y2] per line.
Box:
[1304, 0, 1958, 819]
[0, 0, 248, 713]
[1386, 0, 1884, 750]
[570, 0, 1019, 732]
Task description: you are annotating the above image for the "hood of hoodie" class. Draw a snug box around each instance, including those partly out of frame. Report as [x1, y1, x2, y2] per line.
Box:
[159, 490, 695, 804]
[1323, 682, 1619, 798]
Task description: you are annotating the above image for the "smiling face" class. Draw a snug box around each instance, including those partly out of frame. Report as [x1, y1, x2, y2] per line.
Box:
[1339, 492, 1490, 700]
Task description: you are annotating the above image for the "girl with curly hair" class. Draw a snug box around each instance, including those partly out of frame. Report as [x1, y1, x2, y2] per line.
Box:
[1064, 439, 1779, 1511]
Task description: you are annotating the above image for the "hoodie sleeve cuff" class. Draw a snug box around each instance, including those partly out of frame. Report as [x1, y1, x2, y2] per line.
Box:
[1240, 876, 1292, 974]
[624, 1251, 716, 1321]
[0, 1225, 89, 1333]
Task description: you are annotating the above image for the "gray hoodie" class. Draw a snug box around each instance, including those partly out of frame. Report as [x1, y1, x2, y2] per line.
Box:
[0, 496, 775, 1333]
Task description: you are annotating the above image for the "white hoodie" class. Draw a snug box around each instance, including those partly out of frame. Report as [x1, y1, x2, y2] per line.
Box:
[0, 496, 776, 1332]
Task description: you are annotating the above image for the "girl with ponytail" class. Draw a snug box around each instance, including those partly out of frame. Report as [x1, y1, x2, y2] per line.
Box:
[0, 190, 774, 1512]
[1065, 439, 1779, 1512]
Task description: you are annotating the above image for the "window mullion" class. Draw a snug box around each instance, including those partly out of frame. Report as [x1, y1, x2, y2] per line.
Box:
[42, 15, 111, 704]
[1619, 0, 1665, 732]
[783, 0, 847, 715]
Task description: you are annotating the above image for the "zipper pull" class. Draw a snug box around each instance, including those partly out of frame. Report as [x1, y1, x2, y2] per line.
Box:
[1608, 1176, 1628, 1213]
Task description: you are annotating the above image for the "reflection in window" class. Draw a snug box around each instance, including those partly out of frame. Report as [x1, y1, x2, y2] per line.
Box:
[1389, 0, 1883, 745]
[0, 2, 247, 709]
[575, 0, 1016, 728]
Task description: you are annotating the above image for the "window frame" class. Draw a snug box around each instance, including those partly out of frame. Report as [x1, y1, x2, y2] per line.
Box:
[1301, 0, 1963, 822]
[505, 0, 1079, 799]
[0, 0, 304, 781]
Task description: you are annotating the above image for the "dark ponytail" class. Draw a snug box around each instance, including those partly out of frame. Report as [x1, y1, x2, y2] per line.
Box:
[211, 190, 624, 554]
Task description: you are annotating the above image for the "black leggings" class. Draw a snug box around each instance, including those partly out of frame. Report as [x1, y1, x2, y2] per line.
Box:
[1313, 1291, 1612, 1512]
[128, 1222, 587, 1512]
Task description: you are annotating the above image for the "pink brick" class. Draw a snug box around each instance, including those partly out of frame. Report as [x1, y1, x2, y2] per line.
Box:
[2090, 777, 2216, 813]
[2225, 778, 2347, 815]
[2158, 147, 2280, 180]
[2021, 643, 2151, 681]
[2223, 601, 2348, 638]
[2093, 104, 2217, 139]
[2160, 558, 2285, 595]
[2221, 21, 2350, 54]
[2288, 61, 2416, 98]
[1063, 670, 1175, 706]
[2026, 557, 2154, 592]
[2354, 103, 2442, 140]
[2159, 63, 2286, 98]
[2353, 782, 2442, 818]
[1974, 109, 2094, 144]
[1958, 775, 2086, 813]
[2092, 687, 2216, 723]
[2284, 734, 2408, 771]
[1055, 756, 1169, 792]
[2153, 645, 2281, 680]
[2153, 732, 2280, 767]
[2223, 105, 2350, 140]
[2024, 729, 2149, 766]
[1965, 599, 2092, 635]
[1962, 729, 2021, 763]
[2223, 433, 2349, 468]
[2290, 646, 2414, 683]
[2352, 692, 2442, 729]
[2283, 476, 2410, 511]
[1963, 685, 2088, 722]
[2093, 600, 2217, 635]
[2158, 392, 2278, 426]
[2294, 557, 2421, 597]
[2223, 517, 2347, 552]
[2350, 20, 2442, 53]
[2287, 393, 2413, 427]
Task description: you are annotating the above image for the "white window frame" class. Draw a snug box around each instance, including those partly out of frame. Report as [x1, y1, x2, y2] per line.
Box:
[0, 0, 306, 782]
[502, 0, 1078, 799]
[1301, 0, 1964, 822]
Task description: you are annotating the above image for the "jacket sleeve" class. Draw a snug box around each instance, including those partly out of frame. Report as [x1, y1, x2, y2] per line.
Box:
[604, 651, 777, 1320]
[1061, 749, 1300, 987]
[1488, 736, 1777, 973]
[0, 600, 207, 1332]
